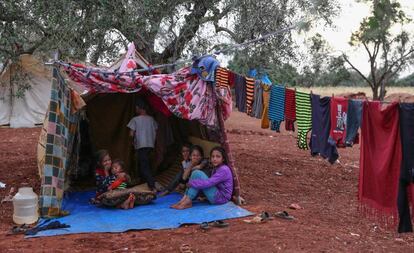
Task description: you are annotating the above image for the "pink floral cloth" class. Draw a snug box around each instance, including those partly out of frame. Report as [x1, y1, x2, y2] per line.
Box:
[65, 65, 220, 127]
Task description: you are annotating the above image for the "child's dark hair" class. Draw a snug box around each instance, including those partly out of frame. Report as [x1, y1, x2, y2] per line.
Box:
[112, 159, 125, 171]
[182, 142, 192, 149]
[96, 149, 109, 166]
[190, 145, 204, 158]
[210, 146, 229, 166]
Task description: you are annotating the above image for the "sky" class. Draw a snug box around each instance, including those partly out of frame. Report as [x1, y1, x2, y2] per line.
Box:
[300, 0, 414, 77]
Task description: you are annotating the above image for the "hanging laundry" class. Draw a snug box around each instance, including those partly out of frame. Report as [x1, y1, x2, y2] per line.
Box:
[228, 71, 236, 87]
[190, 55, 220, 82]
[329, 97, 348, 147]
[345, 99, 363, 146]
[252, 80, 264, 119]
[268, 85, 285, 132]
[284, 88, 296, 131]
[215, 67, 230, 89]
[261, 85, 271, 129]
[397, 103, 414, 233]
[309, 95, 338, 164]
[245, 77, 255, 115]
[295, 91, 312, 150]
[234, 74, 247, 113]
[359, 101, 401, 223]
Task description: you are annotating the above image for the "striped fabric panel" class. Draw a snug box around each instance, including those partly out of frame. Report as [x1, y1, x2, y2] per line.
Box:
[268, 85, 285, 122]
[245, 77, 255, 114]
[295, 91, 312, 131]
[215, 67, 229, 89]
[296, 91, 312, 149]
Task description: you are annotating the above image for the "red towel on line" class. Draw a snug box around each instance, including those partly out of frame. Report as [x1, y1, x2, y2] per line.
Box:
[359, 101, 401, 221]
[329, 97, 348, 146]
[284, 88, 296, 131]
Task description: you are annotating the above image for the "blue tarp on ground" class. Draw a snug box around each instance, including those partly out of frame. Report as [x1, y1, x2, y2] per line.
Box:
[27, 191, 253, 238]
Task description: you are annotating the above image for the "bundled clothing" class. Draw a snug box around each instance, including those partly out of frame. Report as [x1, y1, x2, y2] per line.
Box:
[345, 99, 363, 146]
[251, 80, 264, 119]
[268, 85, 285, 132]
[234, 74, 247, 113]
[261, 85, 271, 129]
[295, 91, 312, 149]
[284, 88, 296, 131]
[359, 102, 401, 222]
[309, 95, 338, 164]
[245, 77, 255, 115]
[188, 164, 234, 204]
[398, 103, 414, 233]
[95, 167, 110, 197]
[329, 97, 348, 146]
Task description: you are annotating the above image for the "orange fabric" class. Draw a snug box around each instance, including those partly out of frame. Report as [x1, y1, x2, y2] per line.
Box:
[261, 86, 271, 129]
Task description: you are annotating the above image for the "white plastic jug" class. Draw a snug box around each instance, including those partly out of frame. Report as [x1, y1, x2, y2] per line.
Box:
[12, 187, 39, 224]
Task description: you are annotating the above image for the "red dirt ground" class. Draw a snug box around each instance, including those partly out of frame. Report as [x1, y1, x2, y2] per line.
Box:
[0, 111, 413, 252]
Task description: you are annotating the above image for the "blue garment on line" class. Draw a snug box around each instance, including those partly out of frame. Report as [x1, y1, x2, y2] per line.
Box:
[25, 191, 252, 238]
[309, 94, 338, 164]
[345, 99, 363, 146]
[268, 85, 285, 132]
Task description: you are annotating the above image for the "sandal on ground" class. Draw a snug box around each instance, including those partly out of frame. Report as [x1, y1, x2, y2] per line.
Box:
[200, 222, 209, 230]
[210, 220, 229, 228]
[274, 211, 294, 220]
[9, 224, 31, 235]
[179, 244, 193, 253]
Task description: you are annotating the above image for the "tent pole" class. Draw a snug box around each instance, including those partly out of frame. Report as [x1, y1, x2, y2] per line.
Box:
[215, 89, 244, 205]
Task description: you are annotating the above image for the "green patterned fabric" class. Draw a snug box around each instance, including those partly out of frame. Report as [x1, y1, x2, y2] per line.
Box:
[295, 91, 312, 150]
[39, 68, 80, 217]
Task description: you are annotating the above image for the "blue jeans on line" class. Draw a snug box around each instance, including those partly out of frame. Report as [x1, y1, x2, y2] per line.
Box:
[186, 170, 217, 204]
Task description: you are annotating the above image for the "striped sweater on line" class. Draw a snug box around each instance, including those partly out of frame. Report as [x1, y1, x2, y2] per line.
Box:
[295, 91, 312, 131]
[215, 67, 230, 89]
[245, 77, 255, 114]
[268, 85, 285, 122]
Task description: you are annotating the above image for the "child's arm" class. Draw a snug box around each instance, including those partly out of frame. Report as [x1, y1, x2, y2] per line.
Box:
[108, 177, 126, 190]
[192, 159, 209, 171]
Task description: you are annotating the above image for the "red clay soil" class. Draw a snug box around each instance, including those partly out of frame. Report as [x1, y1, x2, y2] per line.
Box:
[0, 111, 413, 252]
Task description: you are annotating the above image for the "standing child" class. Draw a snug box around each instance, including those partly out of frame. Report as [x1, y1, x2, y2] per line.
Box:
[171, 146, 234, 209]
[127, 99, 163, 192]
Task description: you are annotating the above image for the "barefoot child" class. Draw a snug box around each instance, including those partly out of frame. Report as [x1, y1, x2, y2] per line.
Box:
[160, 145, 208, 196]
[171, 146, 233, 209]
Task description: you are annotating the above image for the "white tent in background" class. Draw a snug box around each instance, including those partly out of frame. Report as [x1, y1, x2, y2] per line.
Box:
[0, 54, 52, 128]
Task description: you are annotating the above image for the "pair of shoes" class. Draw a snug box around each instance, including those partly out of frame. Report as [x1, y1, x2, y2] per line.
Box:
[243, 211, 273, 224]
[200, 220, 229, 230]
[274, 211, 294, 220]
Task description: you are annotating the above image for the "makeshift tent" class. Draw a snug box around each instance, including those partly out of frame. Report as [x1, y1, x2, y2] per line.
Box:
[37, 45, 241, 217]
[0, 54, 52, 128]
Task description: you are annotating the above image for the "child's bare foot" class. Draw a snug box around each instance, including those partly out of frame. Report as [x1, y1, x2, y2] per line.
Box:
[172, 195, 192, 210]
[128, 193, 136, 209]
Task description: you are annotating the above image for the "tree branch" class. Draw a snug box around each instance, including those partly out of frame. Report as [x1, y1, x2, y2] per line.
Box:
[342, 54, 373, 88]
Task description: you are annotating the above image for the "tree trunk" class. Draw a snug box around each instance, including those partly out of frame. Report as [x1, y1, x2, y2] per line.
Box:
[379, 76, 387, 101]
[372, 85, 379, 100]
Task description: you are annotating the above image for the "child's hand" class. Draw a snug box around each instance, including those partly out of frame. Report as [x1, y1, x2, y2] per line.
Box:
[118, 172, 127, 179]
[192, 165, 201, 171]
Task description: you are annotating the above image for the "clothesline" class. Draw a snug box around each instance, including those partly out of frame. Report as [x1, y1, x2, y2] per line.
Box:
[45, 20, 305, 75]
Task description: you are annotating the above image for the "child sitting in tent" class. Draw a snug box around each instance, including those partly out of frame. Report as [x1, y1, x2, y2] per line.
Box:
[127, 99, 164, 192]
[160, 144, 209, 196]
[107, 159, 131, 191]
[171, 146, 233, 209]
[94, 149, 112, 198]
